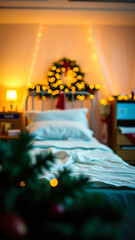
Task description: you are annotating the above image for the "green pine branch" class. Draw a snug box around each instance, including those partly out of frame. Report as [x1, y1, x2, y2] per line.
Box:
[0, 131, 125, 240]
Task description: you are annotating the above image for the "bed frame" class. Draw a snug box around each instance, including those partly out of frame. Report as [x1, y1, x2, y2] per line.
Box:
[25, 90, 94, 130]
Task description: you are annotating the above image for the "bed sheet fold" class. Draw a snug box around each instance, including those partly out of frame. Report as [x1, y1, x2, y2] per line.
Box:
[31, 137, 135, 189]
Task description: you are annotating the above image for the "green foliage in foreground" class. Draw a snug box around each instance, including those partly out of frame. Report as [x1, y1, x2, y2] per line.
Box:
[0, 132, 125, 240]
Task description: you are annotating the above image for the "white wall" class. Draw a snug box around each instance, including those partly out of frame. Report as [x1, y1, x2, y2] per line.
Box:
[1, 23, 135, 140]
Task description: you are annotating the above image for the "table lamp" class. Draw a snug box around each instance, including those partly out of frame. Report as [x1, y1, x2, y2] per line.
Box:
[6, 90, 17, 111]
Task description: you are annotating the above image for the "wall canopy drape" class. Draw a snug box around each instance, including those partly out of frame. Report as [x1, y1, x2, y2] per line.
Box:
[92, 25, 135, 97]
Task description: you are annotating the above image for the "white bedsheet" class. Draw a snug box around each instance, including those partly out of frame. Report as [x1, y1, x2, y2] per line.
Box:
[31, 137, 135, 189]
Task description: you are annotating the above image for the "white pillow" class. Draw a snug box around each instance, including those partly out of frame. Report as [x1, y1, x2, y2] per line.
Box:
[26, 108, 89, 128]
[26, 121, 93, 141]
[25, 110, 41, 124]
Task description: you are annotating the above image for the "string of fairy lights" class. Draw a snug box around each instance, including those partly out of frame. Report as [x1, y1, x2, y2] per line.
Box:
[20, 25, 43, 110]
[88, 27, 111, 97]
[27, 25, 43, 85]
[100, 94, 135, 106]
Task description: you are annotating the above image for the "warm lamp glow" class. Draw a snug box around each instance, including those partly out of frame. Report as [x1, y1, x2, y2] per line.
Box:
[6, 90, 17, 101]
[6, 90, 17, 111]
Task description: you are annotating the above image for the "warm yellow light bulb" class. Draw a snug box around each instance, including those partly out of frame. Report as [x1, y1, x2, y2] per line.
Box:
[50, 178, 58, 187]
[61, 67, 66, 72]
[90, 84, 94, 89]
[100, 98, 108, 105]
[123, 96, 128, 100]
[60, 85, 64, 90]
[95, 84, 100, 89]
[73, 67, 79, 72]
[108, 96, 115, 102]
[52, 66, 56, 71]
[77, 75, 82, 80]
[48, 89, 52, 94]
[42, 96, 46, 100]
[37, 32, 42, 37]
[60, 61, 64, 65]
[65, 88, 69, 93]
[42, 86, 46, 91]
[90, 94, 94, 99]
[55, 73, 60, 79]
[20, 181, 26, 187]
[118, 95, 123, 100]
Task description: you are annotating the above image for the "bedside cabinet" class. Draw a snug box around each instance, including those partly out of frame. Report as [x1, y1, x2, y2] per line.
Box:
[0, 112, 25, 135]
[106, 100, 135, 165]
[116, 128, 135, 165]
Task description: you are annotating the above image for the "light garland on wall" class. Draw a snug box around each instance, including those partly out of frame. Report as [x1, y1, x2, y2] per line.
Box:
[21, 25, 43, 110]
[28, 25, 43, 85]
[28, 57, 100, 100]
[100, 94, 135, 106]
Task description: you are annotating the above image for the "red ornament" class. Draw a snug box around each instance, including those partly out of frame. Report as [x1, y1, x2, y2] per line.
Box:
[56, 91, 65, 110]
[63, 61, 71, 71]
[88, 89, 94, 94]
[50, 204, 64, 216]
[0, 212, 28, 240]
[63, 61, 71, 76]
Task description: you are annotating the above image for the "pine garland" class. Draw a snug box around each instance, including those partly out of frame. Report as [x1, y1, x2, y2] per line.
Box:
[0, 132, 125, 240]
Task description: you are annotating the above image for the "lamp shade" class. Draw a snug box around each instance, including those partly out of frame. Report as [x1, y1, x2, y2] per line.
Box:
[6, 90, 17, 101]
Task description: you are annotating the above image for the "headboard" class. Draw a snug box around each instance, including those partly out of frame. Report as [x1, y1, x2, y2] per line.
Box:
[25, 91, 94, 130]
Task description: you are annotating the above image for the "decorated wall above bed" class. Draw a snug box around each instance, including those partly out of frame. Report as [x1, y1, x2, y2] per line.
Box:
[28, 57, 100, 101]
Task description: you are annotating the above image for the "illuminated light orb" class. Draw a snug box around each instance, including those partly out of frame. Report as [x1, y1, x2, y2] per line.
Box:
[48, 89, 52, 94]
[95, 84, 100, 89]
[20, 181, 26, 187]
[52, 66, 56, 71]
[50, 178, 58, 187]
[90, 94, 94, 99]
[65, 88, 69, 93]
[60, 85, 64, 89]
[90, 84, 94, 89]
[37, 32, 42, 37]
[42, 96, 46, 100]
[108, 96, 115, 102]
[56, 68, 61, 73]
[100, 98, 108, 105]
[123, 96, 128, 100]
[61, 67, 66, 72]
[60, 60, 64, 65]
[42, 86, 46, 91]
[118, 95, 124, 100]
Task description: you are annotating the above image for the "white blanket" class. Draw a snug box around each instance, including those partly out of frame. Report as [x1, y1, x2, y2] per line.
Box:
[31, 137, 135, 189]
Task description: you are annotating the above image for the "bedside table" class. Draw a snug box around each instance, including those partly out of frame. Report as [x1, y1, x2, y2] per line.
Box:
[0, 112, 25, 134]
[0, 135, 20, 143]
[116, 128, 135, 165]
[106, 100, 135, 165]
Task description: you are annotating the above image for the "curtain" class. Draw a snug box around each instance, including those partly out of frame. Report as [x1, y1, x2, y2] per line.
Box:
[0, 24, 40, 110]
[92, 25, 135, 97]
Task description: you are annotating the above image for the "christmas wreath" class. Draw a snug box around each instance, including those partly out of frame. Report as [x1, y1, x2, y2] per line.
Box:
[28, 57, 100, 101]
